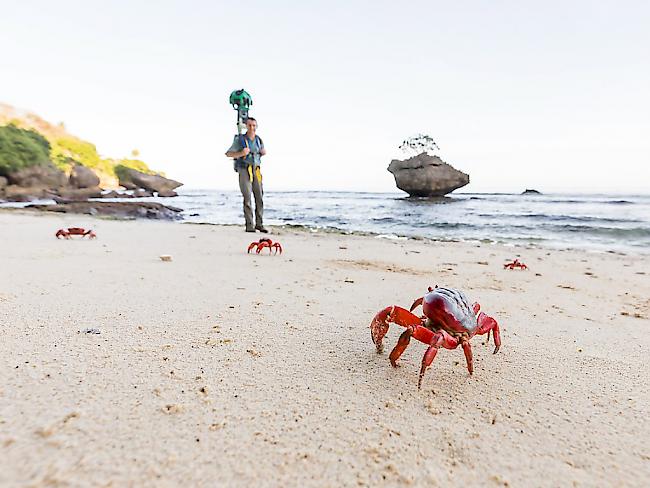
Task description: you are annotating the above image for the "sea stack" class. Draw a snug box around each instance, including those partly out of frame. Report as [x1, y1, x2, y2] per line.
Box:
[387, 152, 469, 197]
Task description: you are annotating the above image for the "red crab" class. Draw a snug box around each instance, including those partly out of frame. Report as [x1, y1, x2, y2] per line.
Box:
[247, 238, 282, 255]
[55, 227, 97, 239]
[370, 286, 501, 388]
[504, 259, 528, 270]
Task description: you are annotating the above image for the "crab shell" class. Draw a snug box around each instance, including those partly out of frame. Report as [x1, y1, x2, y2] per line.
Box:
[421, 287, 479, 335]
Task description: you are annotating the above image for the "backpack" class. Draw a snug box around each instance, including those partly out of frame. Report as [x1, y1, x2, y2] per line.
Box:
[234, 135, 263, 171]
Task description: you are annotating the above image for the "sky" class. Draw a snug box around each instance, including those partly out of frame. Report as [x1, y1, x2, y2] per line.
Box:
[2, 0, 649, 193]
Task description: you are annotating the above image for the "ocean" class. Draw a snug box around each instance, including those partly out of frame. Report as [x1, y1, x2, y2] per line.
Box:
[4, 190, 650, 253]
[162, 190, 650, 253]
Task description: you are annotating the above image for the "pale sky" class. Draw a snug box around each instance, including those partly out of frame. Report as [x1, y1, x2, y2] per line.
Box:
[2, 0, 649, 193]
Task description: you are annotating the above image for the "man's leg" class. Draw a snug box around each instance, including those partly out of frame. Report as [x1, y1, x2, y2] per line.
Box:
[252, 167, 266, 232]
[238, 167, 255, 231]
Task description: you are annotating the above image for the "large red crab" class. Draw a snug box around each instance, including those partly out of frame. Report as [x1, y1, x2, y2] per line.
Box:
[55, 227, 96, 239]
[370, 286, 501, 388]
[247, 238, 282, 255]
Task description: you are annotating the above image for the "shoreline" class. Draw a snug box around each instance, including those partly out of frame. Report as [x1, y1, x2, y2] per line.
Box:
[1, 211, 649, 486]
[1, 205, 644, 257]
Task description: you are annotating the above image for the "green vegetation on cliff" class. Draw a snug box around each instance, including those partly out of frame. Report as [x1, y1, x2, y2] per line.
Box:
[0, 103, 157, 184]
[0, 125, 51, 176]
[114, 160, 155, 181]
[50, 136, 112, 174]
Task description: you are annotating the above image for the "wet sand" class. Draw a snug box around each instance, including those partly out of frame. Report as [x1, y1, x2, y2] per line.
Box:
[0, 211, 648, 487]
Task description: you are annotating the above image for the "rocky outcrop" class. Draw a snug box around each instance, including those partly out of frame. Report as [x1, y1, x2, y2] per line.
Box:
[6, 163, 68, 189]
[118, 168, 183, 194]
[156, 190, 178, 197]
[0, 176, 7, 189]
[387, 153, 469, 197]
[522, 189, 541, 195]
[99, 190, 135, 199]
[69, 164, 100, 189]
[2, 185, 52, 202]
[54, 187, 103, 202]
[27, 201, 183, 220]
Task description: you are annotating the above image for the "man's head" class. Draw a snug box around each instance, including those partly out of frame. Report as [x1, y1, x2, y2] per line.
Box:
[245, 117, 257, 134]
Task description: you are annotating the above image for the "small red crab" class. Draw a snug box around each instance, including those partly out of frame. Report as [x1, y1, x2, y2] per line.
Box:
[504, 259, 528, 270]
[55, 227, 96, 239]
[370, 286, 501, 388]
[247, 238, 282, 255]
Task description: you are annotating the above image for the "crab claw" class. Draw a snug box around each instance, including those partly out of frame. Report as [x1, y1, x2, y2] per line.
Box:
[247, 242, 258, 253]
[370, 306, 423, 354]
[370, 307, 392, 354]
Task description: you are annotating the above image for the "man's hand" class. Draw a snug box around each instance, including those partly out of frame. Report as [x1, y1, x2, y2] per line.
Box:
[241, 147, 250, 157]
[260, 148, 267, 156]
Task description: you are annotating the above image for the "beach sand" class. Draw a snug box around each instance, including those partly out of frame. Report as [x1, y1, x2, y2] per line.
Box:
[1, 211, 649, 487]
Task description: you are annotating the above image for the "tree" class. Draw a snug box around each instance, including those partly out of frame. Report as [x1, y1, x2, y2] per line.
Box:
[398, 134, 440, 156]
[0, 124, 51, 175]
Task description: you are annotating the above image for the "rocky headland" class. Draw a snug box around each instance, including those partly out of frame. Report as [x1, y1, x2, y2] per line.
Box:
[0, 102, 184, 218]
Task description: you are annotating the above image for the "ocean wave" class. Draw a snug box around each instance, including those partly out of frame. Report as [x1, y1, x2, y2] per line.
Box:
[474, 213, 641, 224]
[543, 224, 650, 238]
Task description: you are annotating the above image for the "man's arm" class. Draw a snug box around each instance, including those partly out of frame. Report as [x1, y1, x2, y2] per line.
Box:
[225, 136, 250, 159]
[226, 147, 250, 158]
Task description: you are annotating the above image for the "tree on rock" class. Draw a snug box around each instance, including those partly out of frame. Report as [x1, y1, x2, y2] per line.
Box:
[398, 134, 440, 156]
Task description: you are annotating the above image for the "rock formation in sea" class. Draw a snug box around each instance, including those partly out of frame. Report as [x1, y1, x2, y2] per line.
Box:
[387, 152, 469, 197]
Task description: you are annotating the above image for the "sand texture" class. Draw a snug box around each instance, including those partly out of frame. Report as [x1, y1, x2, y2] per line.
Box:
[1, 211, 649, 487]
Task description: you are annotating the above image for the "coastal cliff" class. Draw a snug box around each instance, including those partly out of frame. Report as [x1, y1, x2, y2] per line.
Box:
[0, 103, 183, 205]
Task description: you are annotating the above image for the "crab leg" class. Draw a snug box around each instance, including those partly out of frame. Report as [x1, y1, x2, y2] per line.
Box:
[247, 242, 258, 253]
[476, 312, 501, 354]
[273, 243, 283, 254]
[418, 330, 460, 389]
[389, 327, 416, 367]
[419, 345, 439, 389]
[409, 297, 423, 312]
[460, 338, 473, 375]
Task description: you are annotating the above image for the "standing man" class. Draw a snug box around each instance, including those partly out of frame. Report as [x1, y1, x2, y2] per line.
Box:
[225, 117, 268, 233]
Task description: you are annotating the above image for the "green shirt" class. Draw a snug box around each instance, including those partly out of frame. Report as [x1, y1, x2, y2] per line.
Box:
[227, 134, 264, 168]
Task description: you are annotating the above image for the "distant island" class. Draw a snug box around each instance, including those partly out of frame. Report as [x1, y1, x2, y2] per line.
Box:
[0, 102, 182, 206]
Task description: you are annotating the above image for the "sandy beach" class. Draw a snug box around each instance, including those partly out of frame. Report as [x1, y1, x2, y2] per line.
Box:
[0, 210, 649, 487]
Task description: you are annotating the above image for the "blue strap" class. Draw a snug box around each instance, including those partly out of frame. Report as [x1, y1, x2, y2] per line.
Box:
[239, 135, 261, 163]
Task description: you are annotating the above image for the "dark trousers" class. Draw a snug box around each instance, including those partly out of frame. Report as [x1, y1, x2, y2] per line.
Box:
[237, 166, 263, 229]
